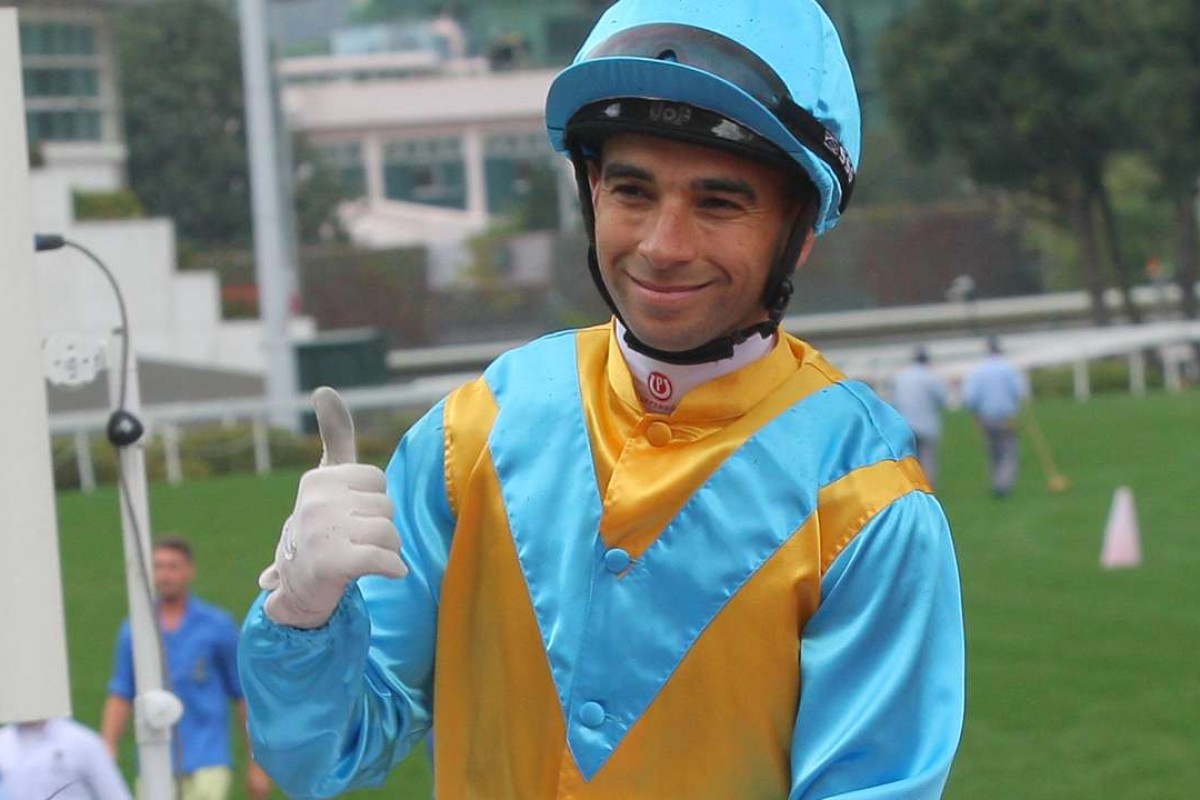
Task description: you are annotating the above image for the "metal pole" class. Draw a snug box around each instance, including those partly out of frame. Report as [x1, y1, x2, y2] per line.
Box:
[163, 423, 183, 486]
[252, 416, 271, 475]
[1073, 359, 1091, 402]
[107, 337, 179, 799]
[239, 0, 299, 430]
[0, 8, 72, 724]
[75, 429, 97, 493]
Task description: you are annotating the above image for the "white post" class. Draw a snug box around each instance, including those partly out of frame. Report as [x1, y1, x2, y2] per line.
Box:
[363, 133, 385, 205]
[1163, 347, 1182, 393]
[107, 338, 178, 799]
[75, 429, 97, 493]
[239, 0, 299, 431]
[1073, 359, 1091, 401]
[0, 8, 73, 724]
[1128, 350, 1146, 396]
[463, 125, 487, 224]
[253, 416, 271, 475]
[163, 423, 183, 486]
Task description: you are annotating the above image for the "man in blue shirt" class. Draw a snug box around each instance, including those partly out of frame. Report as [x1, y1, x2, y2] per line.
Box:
[963, 337, 1029, 497]
[101, 536, 271, 800]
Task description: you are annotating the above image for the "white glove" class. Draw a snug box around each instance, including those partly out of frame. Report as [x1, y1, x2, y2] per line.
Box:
[259, 386, 408, 628]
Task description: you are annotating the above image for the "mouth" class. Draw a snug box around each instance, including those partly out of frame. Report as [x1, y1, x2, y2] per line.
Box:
[628, 274, 711, 296]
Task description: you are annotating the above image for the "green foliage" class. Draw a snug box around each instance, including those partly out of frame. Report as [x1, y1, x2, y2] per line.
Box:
[49, 420, 411, 491]
[1122, 0, 1200, 197]
[114, 0, 345, 249]
[1030, 358, 1165, 397]
[115, 0, 251, 247]
[879, 0, 1131, 192]
[511, 160, 561, 231]
[880, 0, 1200, 313]
[292, 135, 350, 244]
[73, 188, 145, 221]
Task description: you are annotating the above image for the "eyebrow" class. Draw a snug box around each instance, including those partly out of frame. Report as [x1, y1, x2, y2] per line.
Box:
[694, 177, 757, 201]
[601, 161, 653, 183]
[602, 161, 758, 201]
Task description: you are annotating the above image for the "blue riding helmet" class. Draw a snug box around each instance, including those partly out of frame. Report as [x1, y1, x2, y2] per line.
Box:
[545, 0, 862, 364]
[546, 0, 862, 235]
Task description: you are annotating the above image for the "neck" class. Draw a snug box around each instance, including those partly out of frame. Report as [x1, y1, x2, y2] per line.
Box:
[616, 320, 775, 414]
[158, 595, 188, 630]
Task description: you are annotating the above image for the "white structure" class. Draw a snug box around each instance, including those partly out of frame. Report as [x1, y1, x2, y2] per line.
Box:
[18, 0, 313, 377]
[281, 48, 569, 286]
[0, 6, 73, 727]
[16, 0, 126, 189]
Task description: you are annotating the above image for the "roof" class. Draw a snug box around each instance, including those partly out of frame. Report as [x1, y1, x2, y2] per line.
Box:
[283, 68, 556, 133]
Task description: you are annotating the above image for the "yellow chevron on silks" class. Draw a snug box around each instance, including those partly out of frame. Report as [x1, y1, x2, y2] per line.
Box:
[427, 326, 932, 798]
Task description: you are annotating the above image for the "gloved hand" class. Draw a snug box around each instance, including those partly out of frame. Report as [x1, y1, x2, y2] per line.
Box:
[260, 386, 408, 628]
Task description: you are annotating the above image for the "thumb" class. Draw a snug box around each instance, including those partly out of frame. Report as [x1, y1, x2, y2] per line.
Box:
[258, 563, 280, 591]
[312, 386, 357, 466]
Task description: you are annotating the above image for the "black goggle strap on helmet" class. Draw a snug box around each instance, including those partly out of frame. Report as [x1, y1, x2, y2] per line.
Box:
[584, 22, 856, 212]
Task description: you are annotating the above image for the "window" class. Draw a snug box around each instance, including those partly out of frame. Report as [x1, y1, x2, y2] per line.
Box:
[318, 141, 366, 198]
[26, 110, 102, 142]
[23, 68, 99, 98]
[383, 136, 466, 209]
[19, 22, 96, 56]
[484, 131, 557, 216]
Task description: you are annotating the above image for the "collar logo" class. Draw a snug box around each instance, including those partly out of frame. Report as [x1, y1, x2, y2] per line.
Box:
[647, 371, 673, 401]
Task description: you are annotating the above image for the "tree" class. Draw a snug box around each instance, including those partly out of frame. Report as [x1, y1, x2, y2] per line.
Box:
[115, 0, 344, 250]
[878, 0, 1139, 325]
[1125, 0, 1200, 319]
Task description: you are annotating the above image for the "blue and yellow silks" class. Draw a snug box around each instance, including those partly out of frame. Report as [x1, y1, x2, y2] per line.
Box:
[239, 324, 964, 799]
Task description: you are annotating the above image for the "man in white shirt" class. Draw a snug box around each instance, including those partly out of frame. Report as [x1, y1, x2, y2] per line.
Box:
[0, 718, 131, 800]
[889, 346, 949, 487]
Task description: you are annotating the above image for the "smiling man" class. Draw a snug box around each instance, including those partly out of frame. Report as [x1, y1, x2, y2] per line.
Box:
[238, 2, 965, 798]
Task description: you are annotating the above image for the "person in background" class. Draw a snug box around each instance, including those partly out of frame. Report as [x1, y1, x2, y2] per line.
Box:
[963, 336, 1029, 497]
[890, 345, 950, 486]
[238, 1, 965, 797]
[0, 717, 131, 800]
[100, 536, 271, 800]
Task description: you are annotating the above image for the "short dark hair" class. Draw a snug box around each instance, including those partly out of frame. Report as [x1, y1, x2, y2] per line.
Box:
[153, 535, 193, 563]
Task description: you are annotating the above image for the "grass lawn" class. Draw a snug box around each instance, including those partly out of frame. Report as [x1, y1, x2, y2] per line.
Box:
[51, 390, 1199, 798]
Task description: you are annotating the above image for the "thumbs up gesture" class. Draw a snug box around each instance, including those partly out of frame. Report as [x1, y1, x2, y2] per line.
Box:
[260, 387, 408, 629]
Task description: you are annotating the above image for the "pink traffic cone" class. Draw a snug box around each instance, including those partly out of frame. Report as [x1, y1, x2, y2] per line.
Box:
[1100, 486, 1142, 569]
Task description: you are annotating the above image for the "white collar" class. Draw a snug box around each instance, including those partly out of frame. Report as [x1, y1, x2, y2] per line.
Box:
[615, 320, 775, 414]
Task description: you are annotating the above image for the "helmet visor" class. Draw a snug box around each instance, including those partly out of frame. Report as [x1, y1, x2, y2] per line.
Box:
[581, 23, 855, 211]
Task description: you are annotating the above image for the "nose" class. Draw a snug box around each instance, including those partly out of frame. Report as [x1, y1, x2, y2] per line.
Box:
[637, 202, 696, 268]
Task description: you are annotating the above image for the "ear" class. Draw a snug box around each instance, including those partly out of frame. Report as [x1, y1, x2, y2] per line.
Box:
[586, 159, 602, 203]
[793, 227, 817, 271]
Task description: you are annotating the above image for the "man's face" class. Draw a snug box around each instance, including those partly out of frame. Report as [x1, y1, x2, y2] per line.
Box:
[588, 133, 811, 353]
[153, 547, 194, 602]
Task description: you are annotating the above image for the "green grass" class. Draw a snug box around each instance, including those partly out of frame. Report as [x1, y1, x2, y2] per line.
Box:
[52, 391, 1200, 798]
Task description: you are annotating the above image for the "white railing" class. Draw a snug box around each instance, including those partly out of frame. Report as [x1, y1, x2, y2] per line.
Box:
[49, 317, 1200, 493]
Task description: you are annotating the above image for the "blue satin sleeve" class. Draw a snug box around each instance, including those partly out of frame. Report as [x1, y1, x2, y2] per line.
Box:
[789, 490, 965, 799]
[238, 401, 453, 798]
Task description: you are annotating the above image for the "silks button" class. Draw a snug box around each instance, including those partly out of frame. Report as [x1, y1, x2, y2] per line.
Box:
[579, 701, 606, 728]
[604, 547, 631, 574]
[645, 421, 672, 447]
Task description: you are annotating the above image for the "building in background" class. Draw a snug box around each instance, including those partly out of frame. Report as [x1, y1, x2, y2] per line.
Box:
[275, 4, 583, 287]
[18, 0, 125, 189]
[15, 0, 314, 380]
